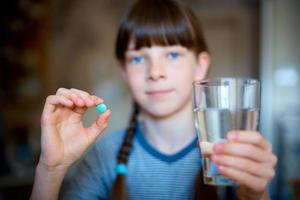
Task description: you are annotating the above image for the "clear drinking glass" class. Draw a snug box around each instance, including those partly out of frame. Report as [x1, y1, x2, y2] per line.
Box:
[192, 77, 260, 186]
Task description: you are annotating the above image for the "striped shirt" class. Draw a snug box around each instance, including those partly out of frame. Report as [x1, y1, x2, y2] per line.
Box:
[61, 122, 229, 200]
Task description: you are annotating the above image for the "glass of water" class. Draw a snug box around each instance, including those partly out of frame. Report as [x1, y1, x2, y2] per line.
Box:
[192, 77, 260, 186]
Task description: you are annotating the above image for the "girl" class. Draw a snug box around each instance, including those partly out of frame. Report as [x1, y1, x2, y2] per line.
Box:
[31, 0, 277, 199]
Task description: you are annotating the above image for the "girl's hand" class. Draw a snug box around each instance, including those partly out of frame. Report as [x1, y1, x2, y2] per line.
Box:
[39, 88, 111, 171]
[211, 131, 277, 199]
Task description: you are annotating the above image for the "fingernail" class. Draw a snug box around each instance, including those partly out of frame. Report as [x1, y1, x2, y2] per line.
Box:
[227, 132, 238, 141]
[213, 144, 224, 153]
[92, 95, 102, 104]
[218, 165, 225, 174]
[211, 155, 219, 162]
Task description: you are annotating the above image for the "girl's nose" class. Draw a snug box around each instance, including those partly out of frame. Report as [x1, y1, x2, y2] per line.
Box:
[147, 62, 166, 81]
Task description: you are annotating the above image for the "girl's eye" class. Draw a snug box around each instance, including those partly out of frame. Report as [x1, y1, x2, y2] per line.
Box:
[130, 56, 145, 64]
[167, 52, 180, 60]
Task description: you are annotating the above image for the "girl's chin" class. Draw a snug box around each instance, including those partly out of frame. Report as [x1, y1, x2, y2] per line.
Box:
[141, 106, 180, 119]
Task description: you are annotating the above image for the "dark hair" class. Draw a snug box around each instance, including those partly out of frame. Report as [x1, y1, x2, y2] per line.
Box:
[109, 102, 139, 200]
[111, 0, 216, 199]
[115, 0, 209, 65]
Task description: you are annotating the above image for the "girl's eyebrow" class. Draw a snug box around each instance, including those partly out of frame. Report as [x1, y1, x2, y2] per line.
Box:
[126, 50, 143, 55]
[126, 48, 146, 54]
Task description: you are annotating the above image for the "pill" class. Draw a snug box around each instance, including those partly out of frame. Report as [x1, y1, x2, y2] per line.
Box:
[96, 103, 107, 113]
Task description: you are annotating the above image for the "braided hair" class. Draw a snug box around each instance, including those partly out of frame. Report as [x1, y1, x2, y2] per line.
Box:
[109, 102, 139, 200]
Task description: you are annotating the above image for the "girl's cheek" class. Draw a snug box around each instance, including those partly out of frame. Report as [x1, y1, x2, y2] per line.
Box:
[126, 66, 142, 77]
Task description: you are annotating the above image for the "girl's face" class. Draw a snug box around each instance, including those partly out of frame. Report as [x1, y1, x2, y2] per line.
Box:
[121, 44, 209, 119]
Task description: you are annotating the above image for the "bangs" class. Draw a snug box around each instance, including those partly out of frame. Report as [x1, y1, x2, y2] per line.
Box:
[128, 4, 194, 49]
[115, 0, 208, 63]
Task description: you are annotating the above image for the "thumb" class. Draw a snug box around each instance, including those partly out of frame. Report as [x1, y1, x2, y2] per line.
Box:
[86, 110, 111, 143]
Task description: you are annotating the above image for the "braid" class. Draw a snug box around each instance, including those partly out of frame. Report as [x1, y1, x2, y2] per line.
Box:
[109, 102, 139, 200]
[117, 102, 139, 164]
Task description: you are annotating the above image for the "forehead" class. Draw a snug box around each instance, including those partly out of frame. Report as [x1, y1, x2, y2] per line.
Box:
[128, 39, 136, 50]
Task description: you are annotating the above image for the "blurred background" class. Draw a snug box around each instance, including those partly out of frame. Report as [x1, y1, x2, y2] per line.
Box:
[0, 0, 299, 199]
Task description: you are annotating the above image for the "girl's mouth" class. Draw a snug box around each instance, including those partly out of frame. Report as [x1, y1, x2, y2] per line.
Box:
[146, 89, 174, 97]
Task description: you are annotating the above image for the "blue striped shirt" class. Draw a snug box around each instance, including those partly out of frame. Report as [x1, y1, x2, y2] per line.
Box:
[61, 122, 228, 199]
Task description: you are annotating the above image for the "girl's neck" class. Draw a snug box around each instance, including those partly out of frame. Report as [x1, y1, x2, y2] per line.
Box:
[140, 100, 196, 155]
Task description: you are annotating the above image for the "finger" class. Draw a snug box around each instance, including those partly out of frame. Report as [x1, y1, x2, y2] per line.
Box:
[71, 94, 105, 115]
[56, 88, 85, 107]
[218, 165, 269, 193]
[213, 142, 274, 163]
[70, 88, 95, 107]
[43, 95, 73, 115]
[87, 109, 111, 142]
[72, 106, 88, 115]
[42, 95, 74, 125]
[211, 154, 275, 179]
[91, 95, 104, 105]
[227, 131, 272, 152]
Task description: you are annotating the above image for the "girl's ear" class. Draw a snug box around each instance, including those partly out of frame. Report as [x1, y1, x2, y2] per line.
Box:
[194, 52, 211, 81]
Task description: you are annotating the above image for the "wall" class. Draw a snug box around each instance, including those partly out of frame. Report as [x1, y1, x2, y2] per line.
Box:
[260, 0, 300, 199]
